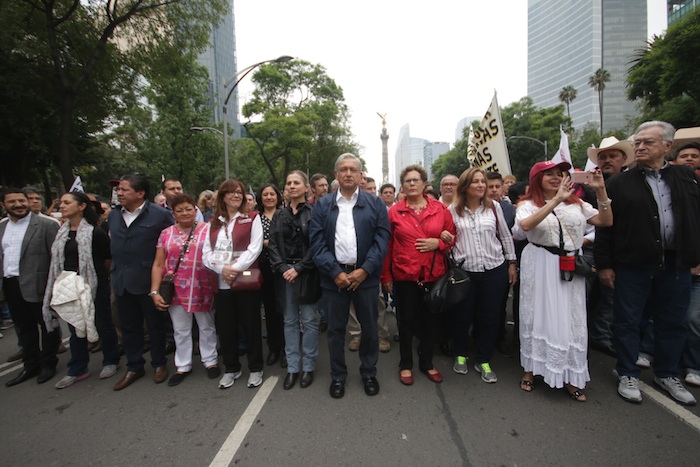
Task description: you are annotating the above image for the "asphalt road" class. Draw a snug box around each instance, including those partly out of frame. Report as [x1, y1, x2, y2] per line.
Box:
[1, 311, 699, 467]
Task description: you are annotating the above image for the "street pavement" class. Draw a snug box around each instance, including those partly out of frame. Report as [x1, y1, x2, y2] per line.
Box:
[1, 312, 699, 466]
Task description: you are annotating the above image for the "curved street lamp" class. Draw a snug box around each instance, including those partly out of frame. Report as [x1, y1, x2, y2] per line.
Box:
[222, 55, 294, 179]
[506, 135, 548, 159]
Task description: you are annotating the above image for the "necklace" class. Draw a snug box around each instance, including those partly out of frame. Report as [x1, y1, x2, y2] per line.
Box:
[407, 202, 427, 215]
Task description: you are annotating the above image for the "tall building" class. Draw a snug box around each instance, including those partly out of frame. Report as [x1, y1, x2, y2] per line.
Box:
[197, 1, 238, 131]
[668, 0, 698, 25]
[528, 0, 647, 133]
[393, 124, 448, 183]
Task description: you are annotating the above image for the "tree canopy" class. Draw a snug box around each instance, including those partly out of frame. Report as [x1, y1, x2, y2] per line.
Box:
[626, 7, 700, 128]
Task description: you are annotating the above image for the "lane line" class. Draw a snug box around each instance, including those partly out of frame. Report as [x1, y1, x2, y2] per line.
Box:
[209, 375, 278, 467]
[639, 380, 700, 433]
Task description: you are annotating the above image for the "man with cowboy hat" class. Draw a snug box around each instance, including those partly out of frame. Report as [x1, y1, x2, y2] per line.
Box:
[587, 136, 635, 179]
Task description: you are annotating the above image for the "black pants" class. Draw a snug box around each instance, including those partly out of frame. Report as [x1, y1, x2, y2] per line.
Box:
[260, 259, 284, 353]
[115, 291, 166, 372]
[3, 277, 59, 373]
[215, 289, 263, 373]
[394, 281, 438, 372]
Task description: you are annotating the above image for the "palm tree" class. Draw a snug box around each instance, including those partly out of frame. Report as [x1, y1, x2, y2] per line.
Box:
[588, 68, 611, 135]
[558, 85, 578, 119]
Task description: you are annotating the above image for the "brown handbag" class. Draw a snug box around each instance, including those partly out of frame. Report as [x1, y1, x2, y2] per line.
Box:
[229, 267, 262, 291]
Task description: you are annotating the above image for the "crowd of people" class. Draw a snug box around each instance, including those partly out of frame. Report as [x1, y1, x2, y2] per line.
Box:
[0, 121, 699, 407]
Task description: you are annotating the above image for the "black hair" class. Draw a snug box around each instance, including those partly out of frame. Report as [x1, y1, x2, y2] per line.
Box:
[1, 187, 26, 203]
[509, 181, 529, 203]
[65, 192, 99, 226]
[120, 173, 150, 199]
[256, 183, 283, 211]
[486, 172, 504, 181]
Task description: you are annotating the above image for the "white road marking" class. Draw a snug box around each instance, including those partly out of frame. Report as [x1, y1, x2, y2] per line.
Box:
[209, 375, 278, 467]
[0, 337, 69, 374]
[639, 380, 700, 433]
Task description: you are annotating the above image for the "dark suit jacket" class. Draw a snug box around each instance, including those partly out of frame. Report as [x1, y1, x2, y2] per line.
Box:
[108, 201, 173, 295]
[0, 213, 59, 302]
[309, 190, 390, 291]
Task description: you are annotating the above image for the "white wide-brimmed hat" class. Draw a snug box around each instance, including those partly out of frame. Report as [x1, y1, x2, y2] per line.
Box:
[587, 136, 635, 166]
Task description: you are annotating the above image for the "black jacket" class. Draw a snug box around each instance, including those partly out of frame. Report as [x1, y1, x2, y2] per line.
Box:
[594, 164, 700, 270]
[268, 202, 315, 274]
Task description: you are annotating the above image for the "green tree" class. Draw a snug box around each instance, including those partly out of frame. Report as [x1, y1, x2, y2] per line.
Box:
[626, 8, 700, 128]
[558, 85, 578, 119]
[588, 68, 611, 135]
[0, 1, 226, 190]
[240, 60, 355, 187]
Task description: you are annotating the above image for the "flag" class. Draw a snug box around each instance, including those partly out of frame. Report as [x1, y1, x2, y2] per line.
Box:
[69, 176, 84, 193]
[469, 92, 512, 175]
[550, 126, 574, 174]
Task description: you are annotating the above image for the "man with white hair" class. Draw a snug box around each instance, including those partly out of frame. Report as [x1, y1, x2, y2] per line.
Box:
[595, 121, 700, 406]
[439, 175, 458, 205]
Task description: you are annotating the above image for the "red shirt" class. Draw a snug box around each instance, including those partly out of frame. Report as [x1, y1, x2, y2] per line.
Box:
[381, 197, 455, 284]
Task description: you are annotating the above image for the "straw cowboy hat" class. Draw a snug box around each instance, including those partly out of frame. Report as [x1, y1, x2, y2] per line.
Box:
[587, 136, 635, 166]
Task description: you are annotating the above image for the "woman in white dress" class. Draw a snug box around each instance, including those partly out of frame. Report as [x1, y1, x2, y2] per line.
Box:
[513, 161, 611, 401]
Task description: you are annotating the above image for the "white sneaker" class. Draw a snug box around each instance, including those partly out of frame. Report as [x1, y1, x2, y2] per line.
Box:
[618, 375, 642, 403]
[100, 364, 119, 379]
[247, 371, 263, 388]
[685, 372, 700, 387]
[635, 354, 652, 369]
[654, 376, 697, 406]
[54, 372, 90, 389]
[218, 371, 242, 389]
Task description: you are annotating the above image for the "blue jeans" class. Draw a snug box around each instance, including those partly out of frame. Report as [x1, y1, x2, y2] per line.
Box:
[684, 278, 700, 374]
[283, 279, 319, 373]
[613, 256, 690, 379]
[67, 281, 119, 376]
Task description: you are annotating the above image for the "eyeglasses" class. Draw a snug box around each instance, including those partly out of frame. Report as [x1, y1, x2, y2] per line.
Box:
[403, 178, 422, 185]
[633, 138, 660, 148]
[225, 191, 244, 197]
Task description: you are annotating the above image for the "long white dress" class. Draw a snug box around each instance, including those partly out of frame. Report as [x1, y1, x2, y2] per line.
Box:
[513, 200, 598, 389]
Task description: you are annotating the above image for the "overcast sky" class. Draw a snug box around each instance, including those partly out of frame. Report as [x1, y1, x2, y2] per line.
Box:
[234, 0, 667, 182]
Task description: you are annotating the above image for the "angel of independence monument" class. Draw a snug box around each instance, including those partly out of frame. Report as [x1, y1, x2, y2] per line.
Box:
[378, 112, 389, 183]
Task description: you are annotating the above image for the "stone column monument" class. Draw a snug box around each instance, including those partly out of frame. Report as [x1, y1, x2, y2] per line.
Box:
[377, 112, 389, 183]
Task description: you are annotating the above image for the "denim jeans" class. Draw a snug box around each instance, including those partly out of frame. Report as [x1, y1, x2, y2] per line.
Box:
[684, 278, 700, 374]
[590, 285, 615, 349]
[613, 255, 690, 379]
[283, 279, 319, 373]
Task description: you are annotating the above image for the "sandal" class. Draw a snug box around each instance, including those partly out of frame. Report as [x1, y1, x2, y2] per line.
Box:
[566, 384, 586, 402]
[520, 379, 534, 392]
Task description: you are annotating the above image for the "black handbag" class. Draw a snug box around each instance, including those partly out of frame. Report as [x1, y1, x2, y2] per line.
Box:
[293, 268, 322, 305]
[159, 223, 196, 304]
[422, 251, 471, 314]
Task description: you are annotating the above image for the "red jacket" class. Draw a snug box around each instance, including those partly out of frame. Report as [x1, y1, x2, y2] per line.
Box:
[381, 197, 455, 284]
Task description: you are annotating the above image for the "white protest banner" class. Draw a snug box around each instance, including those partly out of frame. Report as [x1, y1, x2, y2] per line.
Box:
[550, 125, 574, 174]
[469, 92, 512, 175]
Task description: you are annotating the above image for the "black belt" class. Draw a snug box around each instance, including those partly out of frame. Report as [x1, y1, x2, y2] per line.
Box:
[532, 243, 572, 256]
[338, 263, 356, 271]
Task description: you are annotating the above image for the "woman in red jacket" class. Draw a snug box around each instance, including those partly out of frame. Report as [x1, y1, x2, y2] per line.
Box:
[381, 165, 455, 385]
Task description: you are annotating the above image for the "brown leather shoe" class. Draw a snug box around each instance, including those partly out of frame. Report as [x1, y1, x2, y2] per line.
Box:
[153, 366, 168, 384]
[113, 370, 145, 391]
[6, 350, 24, 363]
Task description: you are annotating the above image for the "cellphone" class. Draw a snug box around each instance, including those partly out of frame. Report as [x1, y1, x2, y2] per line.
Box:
[570, 172, 593, 185]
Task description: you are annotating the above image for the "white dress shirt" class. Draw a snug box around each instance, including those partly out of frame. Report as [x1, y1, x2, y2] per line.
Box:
[121, 201, 146, 228]
[334, 188, 359, 265]
[2, 213, 32, 277]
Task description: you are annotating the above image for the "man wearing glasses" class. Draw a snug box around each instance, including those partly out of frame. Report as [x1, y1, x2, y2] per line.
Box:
[595, 121, 700, 406]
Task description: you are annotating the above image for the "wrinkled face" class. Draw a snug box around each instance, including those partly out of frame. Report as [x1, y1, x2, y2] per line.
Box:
[402, 170, 426, 198]
[676, 148, 700, 170]
[312, 178, 328, 198]
[334, 158, 362, 191]
[440, 177, 458, 199]
[597, 149, 627, 176]
[172, 202, 196, 226]
[261, 187, 279, 209]
[540, 168, 564, 194]
[117, 180, 145, 210]
[486, 179, 503, 201]
[3, 193, 30, 220]
[162, 181, 183, 204]
[380, 187, 395, 206]
[364, 181, 376, 195]
[59, 194, 85, 219]
[467, 173, 487, 200]
[285, 174, 308, 201]
[634, 127, 672, 167]
[26, 192, 43, 214]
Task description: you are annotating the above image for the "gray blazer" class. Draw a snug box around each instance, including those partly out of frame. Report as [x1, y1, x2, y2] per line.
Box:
[0, 213, 60, 302]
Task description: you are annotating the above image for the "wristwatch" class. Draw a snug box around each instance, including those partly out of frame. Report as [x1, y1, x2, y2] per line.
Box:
[148, 291, 159, 297]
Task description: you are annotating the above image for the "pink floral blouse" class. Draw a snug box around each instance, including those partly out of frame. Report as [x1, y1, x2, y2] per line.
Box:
[157, 222, 216, 312]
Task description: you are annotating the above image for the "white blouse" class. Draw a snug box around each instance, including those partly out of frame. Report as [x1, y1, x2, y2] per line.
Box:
[512, 200, 598, 251]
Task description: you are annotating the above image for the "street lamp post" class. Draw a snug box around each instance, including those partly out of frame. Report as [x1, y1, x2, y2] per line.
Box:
[190, 126, 224, 139]
[506, 135, 548, 159]
[222, 55, 294, 179]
